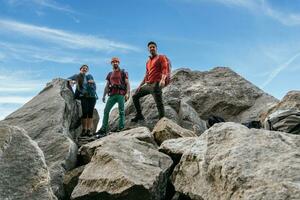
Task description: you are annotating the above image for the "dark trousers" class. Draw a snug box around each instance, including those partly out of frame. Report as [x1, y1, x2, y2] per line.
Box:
[132, 82, 165, 118]
[81, 97, 96, 118]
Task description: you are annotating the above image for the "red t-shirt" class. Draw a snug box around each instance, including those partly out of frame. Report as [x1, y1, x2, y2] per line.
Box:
[144, 55, 168, 83]
[106, 70, 128, 95]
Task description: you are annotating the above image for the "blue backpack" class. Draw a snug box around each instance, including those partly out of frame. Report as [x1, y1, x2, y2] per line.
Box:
[74, 74, 97, 99]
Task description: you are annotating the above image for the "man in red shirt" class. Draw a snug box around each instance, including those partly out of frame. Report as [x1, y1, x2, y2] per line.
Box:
[131, 41, 168, 122]
[96, 57, 130, 135]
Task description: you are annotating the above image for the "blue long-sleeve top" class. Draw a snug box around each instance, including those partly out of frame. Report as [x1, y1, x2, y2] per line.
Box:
[68, 73, 97, 99]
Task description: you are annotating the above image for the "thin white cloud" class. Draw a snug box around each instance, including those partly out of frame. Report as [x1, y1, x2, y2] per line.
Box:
[0, 77, 43, 93]
[178, 0, 259, 10]
[211, 0, 258, 10]
[0, 19, 140, 52]
[0, 96, 32, 104]
[32, 0, 76, 14]
[0, 69, 42, 118]
[261, 51, 300, 88]
[0, 41, 110, 65]
[31, 54, 103, 64]
[6, 0, 80, 23]
[35, 10, 45, 16]
[7, 0, 76, 14]
[0, 84, 41, 93]
[188, 0, 300, 26]
[0, 106, 19, 120]
[0, 52, 5, 60]
[262, 1, 300, 26]
[0, 68, 45, 93]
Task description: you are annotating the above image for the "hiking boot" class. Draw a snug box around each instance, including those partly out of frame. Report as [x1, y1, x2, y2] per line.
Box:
[81, 129, 87, 137]
[86, 129, 93, 137]
[95, 134, 107, 139]
[131, 114, 145, 122]
[95, 129, 107, 138]
[116, 127, 125, 132]
[110, 127, 123, 132]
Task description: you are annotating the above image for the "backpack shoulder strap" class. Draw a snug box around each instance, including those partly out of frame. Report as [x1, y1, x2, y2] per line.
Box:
[107, 72, 113, 84]
[107, 72, 113, 79]
[120, 69, 126, 83]
[86, 74, 93, 80]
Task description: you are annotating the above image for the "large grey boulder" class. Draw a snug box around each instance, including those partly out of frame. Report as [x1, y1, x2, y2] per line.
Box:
[92, 108, 100, 134]
[159, 137, 198, 163]
[170, 68, 278, 122]
[261, 91, 300, 134]
[71, 137, 173, 200]
[0, 124, 57, 200]
[261, 90, 300, 115]
[261, 90, 300, 119]
[152, 117, 197, 145]
[178, 99, 207, 135]
[109, 67, 278, 132]
[79, 126, 156, 164]
[63, 166, 85, 200]
[109, 94, 179, 131]
[2, 79, 80, 199]
[263, 109, 300, 134]
[172, 122, 300, 200]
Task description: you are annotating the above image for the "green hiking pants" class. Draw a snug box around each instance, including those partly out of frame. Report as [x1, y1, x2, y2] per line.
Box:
[101, 94, 125, 131]
[132, 82, 165, 118]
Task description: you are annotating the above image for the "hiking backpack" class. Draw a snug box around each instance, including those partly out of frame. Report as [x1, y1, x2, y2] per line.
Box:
[159, 55, 172, 86]
[74, 74, 97, 99]
[107, 69, 127, 95]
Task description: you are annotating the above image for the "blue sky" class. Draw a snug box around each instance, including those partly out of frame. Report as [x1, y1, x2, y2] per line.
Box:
[0, 0, 299, 120]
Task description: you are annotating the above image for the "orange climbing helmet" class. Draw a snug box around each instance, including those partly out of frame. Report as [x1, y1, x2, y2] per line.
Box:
[111, 57, 120, 63]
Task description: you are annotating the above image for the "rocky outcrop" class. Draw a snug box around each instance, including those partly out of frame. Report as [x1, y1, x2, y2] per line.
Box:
[152, 117, 197, 145]
[0, 124, 57, 200]
[2, 79, 81, 199]
[264, 90, 300, 116]
[63, 166, 85, 200]
[159, 137, 198, 164]
[0, 67, 293, 200]
[109, 67, 278, 132]
[178, 99, 207, 135]
[172, 122, 300, 200]
[92, 109, 100, 134]
[79, 127, 156, 164]
[260, 91, 300, 134]
[71, 137, 173, 200]
[109, 95, 179, 132]
[260, 90, 300, 121]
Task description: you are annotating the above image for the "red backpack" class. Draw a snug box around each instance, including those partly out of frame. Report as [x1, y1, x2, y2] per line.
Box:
[107, 69, 127, 96]
[159, 55, 172, 86]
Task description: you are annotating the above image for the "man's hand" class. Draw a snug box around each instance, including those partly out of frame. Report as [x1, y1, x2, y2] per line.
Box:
[102, 96, 106, 103]
[125, 94, 129, 102]
[159, 79, 165, 88]
[69, 80, 76, 86]
[88, 80, 94, 83]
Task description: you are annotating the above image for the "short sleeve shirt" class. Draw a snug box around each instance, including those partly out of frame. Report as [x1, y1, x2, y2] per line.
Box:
[106, 70, 128, 95]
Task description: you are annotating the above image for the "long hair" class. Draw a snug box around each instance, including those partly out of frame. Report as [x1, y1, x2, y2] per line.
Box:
[77, 64, 88, 90]
[76, 73, 84, 90]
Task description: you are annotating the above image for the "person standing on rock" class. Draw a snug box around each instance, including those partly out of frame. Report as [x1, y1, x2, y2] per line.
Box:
[68, 64, 98, 136]
[131, 41, 170, 122]
[96, 57, 130, 136]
